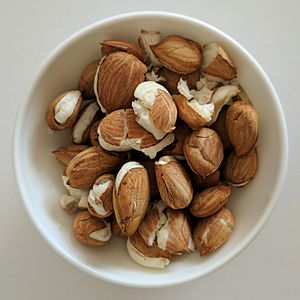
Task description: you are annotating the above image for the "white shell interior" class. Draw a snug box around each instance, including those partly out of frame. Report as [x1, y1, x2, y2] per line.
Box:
[139, 132, 175, 159]
[54, 90, 81, 124]
[89, 222, 111, 242]
[126, 238, 170, 269]
[88, 179, 111, 216]
[202, 42, 219, 68]
[14, 12, 287, 288]
[72, 101, 99, 143]
[133, 81, 169, 140]
[156, 155, 177, 165]
[115, 161, 143, 192]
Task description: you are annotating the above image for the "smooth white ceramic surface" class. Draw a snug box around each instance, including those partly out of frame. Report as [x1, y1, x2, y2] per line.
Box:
[13, 12, 287, 287]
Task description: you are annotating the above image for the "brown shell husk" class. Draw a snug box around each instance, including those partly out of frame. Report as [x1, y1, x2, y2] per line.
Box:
[53, 144, 89, 166]
[66, 146, 127, 189]
[101, 39, 145, 61]
[189, 184, 231, 217]
[184, 127, 224, 176]
[150, 35, 202, 74]
[193, 207, 235, 256]
[78, 61, 99, 99]
[113, 165, 150, 235]
[155, 159, 193, 209]
[225, 100, 259, 157]
[96, 52, 147, 113]
[73, 210, 111, 246]
[46, 91, 82, 130]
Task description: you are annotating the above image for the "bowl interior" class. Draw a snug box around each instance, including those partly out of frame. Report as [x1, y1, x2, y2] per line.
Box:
[14, 12, 287, 287]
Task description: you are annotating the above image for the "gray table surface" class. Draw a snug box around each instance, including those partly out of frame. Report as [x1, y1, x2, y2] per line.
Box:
[1, 0, 299, 299]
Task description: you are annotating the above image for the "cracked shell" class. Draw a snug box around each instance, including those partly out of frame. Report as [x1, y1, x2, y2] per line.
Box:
[158, 68, 200, 94]
[132, 81, 177, 140]
[225, 100, 259, 157]
[155, 156, 193, 209]
[72, 101, 100, 144]
[95, 52, 147, 113]
[87, 173, 114, 218]
[52, 144, 89, 166]
[101, 39, 145, 61]
[46, 90, 82, 130]
[156, 208, 194, 254]
[98, 108, 175, 159]
[138, 201, 167, 247]
[189, 184, 231, 217]
[193, 207, 235, 256]
[73, 210, 111, 246]
[66, 146, 127, 189]
[127, 231, 171, 269]
[78, 61, 98, 99]
[223, 147, 258, 187]
[173, 94, 213, 129]
[150, 35, 202, 74]
[184, 127, 224, 176]
[113, 162, 150, 236]
[138, 29, 162, 66]
[202, 43, 236, 80]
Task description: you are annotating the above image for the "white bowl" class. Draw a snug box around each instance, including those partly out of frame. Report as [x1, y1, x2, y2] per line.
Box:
[13, 11, 288, 287]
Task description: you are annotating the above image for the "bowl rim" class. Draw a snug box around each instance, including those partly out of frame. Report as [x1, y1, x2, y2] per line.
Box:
[13, 11, 288, 288]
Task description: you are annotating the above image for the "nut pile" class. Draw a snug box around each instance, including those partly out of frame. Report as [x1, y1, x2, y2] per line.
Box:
[46, 30, 259, 269]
